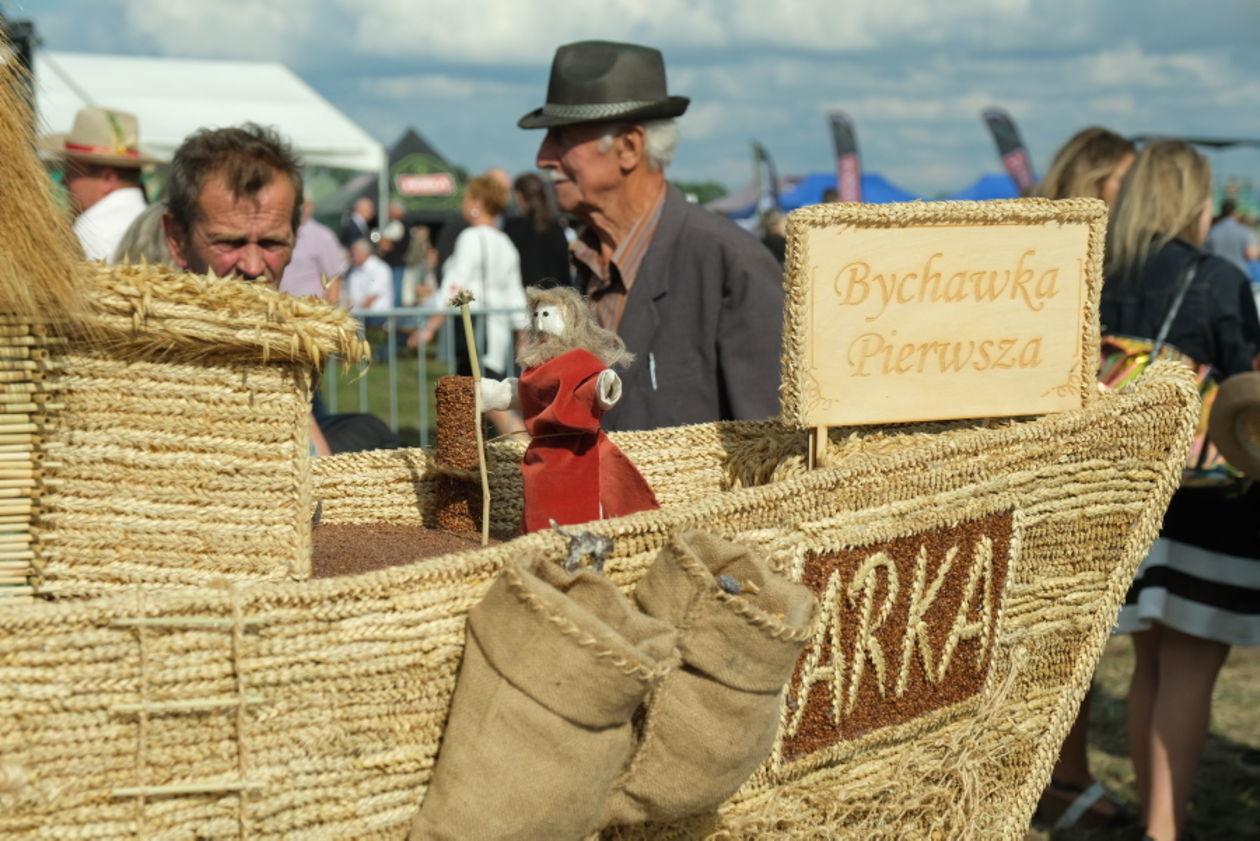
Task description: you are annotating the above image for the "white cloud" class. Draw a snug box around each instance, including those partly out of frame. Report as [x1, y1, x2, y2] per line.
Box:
[348, 0, 1073, 63]
[26, 0, 1260, 195]
[119, 0, 323, 65]
[364, 74, 531, 101]
[1086, 94, 1137, 118]
[1085, 42, 1226, 89]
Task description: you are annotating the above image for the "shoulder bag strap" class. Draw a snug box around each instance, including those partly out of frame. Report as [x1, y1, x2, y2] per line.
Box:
[1150, 253, 1207, 357]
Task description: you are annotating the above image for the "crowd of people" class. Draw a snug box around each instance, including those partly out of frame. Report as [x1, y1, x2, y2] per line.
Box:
[42, 37, 1260, 841]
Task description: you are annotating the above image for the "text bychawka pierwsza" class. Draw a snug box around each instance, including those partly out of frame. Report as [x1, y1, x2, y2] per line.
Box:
[830, 250, 1060, 377]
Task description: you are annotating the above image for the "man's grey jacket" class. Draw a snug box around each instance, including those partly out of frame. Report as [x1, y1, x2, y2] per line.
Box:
[602, 184, 784, 432]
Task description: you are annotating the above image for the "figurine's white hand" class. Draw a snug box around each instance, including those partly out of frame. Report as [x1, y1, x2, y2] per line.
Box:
[479, 377, 520, 411]
[595, 369, 622, 410]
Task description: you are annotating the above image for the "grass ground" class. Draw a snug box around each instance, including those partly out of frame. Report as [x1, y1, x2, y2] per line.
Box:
[319, 345, 446, 447]
[1026, 637, 1260, 840]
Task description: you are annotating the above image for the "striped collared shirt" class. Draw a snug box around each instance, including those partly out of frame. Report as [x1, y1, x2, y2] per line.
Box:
[570, 185, 667, 332]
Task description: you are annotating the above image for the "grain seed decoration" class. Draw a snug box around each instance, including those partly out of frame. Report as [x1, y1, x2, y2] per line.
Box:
[779, 510, 1013, 762]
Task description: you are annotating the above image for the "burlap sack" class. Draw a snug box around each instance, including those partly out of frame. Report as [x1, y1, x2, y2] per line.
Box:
[605, 530, 817, 825]
[410, 554, 677, 841]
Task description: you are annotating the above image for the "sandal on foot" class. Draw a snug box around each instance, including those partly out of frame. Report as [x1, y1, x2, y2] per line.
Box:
[1039, 777, 1137, 830]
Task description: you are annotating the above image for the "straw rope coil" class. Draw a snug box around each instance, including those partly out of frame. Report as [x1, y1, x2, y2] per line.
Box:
[0, 363, 1197, 839]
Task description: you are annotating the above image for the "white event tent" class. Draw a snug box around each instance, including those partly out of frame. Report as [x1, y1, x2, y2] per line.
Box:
[33, 50, 387, 209]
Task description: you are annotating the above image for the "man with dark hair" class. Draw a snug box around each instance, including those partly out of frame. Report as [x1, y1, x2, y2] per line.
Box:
[41, 107, 160, 262]
[162, 123, 303, 287]
[520, 40, 783, 432]
[158, 123, 341, 454]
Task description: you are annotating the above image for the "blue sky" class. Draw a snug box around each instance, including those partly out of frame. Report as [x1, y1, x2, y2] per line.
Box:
[12, 0, 1260, 198]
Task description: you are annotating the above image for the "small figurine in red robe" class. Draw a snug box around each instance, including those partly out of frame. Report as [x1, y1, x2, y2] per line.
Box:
[480, 286, 659, 533]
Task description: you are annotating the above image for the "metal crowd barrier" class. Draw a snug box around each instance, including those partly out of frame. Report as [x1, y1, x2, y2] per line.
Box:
[324, 306, 526, 448]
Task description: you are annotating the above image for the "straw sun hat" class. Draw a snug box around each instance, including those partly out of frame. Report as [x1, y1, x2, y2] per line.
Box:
[1208, 371, 1260, 479]
[39, 106, 161, 168]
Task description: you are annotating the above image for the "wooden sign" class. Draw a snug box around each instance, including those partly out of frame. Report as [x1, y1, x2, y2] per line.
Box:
[780, 199, 1106, 429]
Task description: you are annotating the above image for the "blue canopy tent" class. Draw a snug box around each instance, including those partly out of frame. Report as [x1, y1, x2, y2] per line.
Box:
[705, 171, 919, 219]
[946, 173, 1022, 201]
[779, 172, 918, 210]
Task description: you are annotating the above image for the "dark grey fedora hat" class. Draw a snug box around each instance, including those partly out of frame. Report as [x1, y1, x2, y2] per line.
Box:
[518, 40, 690, 130]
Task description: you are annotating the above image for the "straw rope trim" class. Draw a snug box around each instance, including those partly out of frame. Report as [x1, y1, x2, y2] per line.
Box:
[499, 561, 674, 685]
[749, 648, 1025, 839]
[668, 532, 816, 643]
[63, 264, 369, 367]
[779, 197, 1107, 429]
[994, 362, 1198, 838]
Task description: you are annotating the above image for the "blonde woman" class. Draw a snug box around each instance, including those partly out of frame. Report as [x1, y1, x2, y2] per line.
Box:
[1036, 126, 1136, 206]
[1104, 141, 1260, 841]
[1033, 126, 1139, 832]
[411, 174, 529, 438]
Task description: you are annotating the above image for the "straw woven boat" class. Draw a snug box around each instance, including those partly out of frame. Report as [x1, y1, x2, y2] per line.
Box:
[0, 57, 1200, 840]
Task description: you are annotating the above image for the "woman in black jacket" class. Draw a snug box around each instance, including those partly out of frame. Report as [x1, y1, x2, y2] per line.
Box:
[1104, 140, 1260, 841]
[504, 172, 573, 289]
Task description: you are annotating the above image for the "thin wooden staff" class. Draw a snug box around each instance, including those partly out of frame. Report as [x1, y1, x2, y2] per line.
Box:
[449, 290, 491, 546]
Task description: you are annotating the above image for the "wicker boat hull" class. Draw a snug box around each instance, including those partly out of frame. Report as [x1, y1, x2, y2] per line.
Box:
[0, 364, 1196, 840]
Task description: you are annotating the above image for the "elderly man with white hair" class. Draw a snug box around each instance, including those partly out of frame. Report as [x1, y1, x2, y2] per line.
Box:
[521, 40, 784, 432]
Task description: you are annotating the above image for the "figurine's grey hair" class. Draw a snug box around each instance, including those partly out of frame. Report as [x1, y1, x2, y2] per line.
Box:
[517, 285, 634, 370]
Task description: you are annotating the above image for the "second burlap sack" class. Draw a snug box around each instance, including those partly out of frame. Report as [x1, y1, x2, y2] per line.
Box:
[410, 554, 677, 841]
[604, 529, 817, 825]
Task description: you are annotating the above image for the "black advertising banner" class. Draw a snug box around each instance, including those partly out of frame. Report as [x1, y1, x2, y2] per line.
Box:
[751, 140, 782, 216]
[828, 111, 862, 202]
[981, 107, 1035, 196]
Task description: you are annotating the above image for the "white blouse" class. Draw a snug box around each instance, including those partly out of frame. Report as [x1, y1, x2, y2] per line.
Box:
[438, 225, 529, 375]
